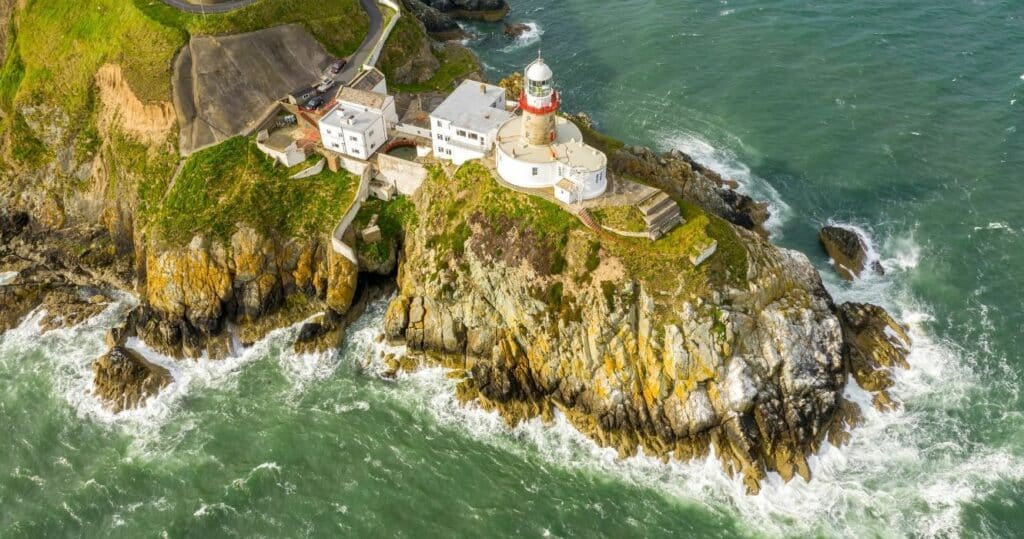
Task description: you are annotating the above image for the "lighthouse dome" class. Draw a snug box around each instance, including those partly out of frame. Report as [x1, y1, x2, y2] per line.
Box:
[525, 58, 553, 82]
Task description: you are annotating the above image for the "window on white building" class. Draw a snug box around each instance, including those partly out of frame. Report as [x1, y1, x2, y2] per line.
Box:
[456, 129, 467, 137]
[436, 120, 442, 127]
[469, 133, 479, 140]
[532, 167, 539, 176]
[350, 136, 358, 142]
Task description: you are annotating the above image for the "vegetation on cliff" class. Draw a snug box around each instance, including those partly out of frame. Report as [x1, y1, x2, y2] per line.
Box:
[149, 136, 358, 246]
[378, 14, 480, 92]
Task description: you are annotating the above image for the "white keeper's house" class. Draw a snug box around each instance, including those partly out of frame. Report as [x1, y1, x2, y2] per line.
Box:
[430, 80, 513, 165]
[495, 55, 608, 204]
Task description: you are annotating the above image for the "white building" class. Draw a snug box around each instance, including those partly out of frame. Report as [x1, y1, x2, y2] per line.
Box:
[256, 127, 308, 167]
[319, 102, 387, 161]
[350, 67, 388, 95]
[337, 87, 399, 130]
[430, 80, 513, 165]
[495, 56, 608, 204]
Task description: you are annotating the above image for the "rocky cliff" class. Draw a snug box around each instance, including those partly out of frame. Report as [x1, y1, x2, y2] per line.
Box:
[401, 0, 509, 37]
[379, 162, 908, 493]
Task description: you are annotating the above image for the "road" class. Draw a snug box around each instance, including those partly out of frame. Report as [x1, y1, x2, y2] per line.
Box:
[160, 0, 384, 85]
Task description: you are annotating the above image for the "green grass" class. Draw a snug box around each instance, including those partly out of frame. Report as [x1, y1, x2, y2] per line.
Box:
[393, 44, 480, 93]
[592, 205, 648, 233]
[150, 136, 357, 246]
[354, 196, 418, 264]
[380, 15, 480, 93]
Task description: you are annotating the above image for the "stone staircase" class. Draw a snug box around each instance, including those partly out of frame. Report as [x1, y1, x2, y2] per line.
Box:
[636, 191, 683, 240]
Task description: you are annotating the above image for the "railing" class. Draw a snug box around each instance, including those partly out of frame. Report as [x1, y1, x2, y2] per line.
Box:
[330, 166, 374, 264]
[362, 1, 402, 70]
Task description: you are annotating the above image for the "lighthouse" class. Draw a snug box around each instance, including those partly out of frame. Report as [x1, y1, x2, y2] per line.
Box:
[495, 55, 608, 204]
[520, 55, 560, 145]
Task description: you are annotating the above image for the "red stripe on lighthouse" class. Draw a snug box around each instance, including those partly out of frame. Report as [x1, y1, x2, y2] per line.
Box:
[519, 90, 560, 115]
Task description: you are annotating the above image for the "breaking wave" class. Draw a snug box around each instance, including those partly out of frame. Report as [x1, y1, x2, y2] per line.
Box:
[343, 225, 1018, 537]
[500, 22, 543, 53]
[658, 130, 793, 236]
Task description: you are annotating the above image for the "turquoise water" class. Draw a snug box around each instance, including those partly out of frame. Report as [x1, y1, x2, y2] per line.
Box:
[3, 1, 1023, 536]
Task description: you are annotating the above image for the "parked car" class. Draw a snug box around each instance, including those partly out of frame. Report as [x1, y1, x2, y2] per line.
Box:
[275, 114, 297, 128]
[300, 96, 326, 111]
[328, 59, 347, 75]
[315, 77, 336, 93]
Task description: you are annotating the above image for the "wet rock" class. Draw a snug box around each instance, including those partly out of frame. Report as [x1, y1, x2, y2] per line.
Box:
[837, 302, 911, 410]
[503, 23, 531, 39]
[609, 146, 771, 237]
[819, 226, 883, 280]
[92, 346, 172, 413]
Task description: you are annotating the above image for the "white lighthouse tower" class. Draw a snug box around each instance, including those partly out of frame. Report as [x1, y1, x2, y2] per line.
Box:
[495, 55, 608, 204]
[520, 55, 560, 145]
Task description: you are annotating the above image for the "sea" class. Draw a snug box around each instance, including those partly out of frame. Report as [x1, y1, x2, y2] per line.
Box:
[2, 1, 1023, 536]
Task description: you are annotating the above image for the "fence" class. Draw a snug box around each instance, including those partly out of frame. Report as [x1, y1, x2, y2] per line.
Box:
[363, 1, 402, 69]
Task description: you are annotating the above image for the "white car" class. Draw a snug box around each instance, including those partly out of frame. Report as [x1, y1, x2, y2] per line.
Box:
[316, 78, 335, 93]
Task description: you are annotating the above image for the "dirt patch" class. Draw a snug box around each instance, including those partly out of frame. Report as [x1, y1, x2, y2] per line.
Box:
[173, 24, 334, 154]
[95, 64, 176, 146]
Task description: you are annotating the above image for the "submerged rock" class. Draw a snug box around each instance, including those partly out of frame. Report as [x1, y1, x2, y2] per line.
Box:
[819, 226, 884, 280]
[92, 346, 172, 413]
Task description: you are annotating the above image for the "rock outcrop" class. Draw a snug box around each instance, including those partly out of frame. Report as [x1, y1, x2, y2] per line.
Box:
[401, 0, 509, 37]
[92, 346, 171, 413]
[837, 302, 911, 411]
[136, 227, 358, 358]
[503, 23, 531, 39]
[610, 145, 771, 237]
[379, 163, 909, 493]
[819, 225, 884, 280]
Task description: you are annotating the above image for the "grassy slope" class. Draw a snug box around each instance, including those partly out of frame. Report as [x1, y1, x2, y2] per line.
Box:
[378, 14, 480, 93]
[154, 136, 357, 246]
[420, 161, 749, 296]
[0, 0, 367, 245]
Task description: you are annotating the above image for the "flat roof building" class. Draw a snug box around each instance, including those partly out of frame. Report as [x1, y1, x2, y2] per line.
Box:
[430, 80, 513, 165]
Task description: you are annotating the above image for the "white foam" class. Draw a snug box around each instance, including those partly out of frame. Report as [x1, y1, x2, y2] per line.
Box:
[659, 130, 793, 236]
[0, 271, 17, 285]
[500, 22, 544, 53]
[344, 235, 1017, 538]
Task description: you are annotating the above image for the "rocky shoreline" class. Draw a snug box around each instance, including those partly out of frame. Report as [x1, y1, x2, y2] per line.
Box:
[0, 0, 912, 494]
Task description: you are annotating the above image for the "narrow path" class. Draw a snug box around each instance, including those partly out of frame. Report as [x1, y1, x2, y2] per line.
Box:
[160, 0, 258, 14]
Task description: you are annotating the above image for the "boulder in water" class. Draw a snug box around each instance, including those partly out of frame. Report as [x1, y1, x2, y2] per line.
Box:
[92, 346, 171, 413]
[819, 225, 883, 280]
[503, 23, 531, 39]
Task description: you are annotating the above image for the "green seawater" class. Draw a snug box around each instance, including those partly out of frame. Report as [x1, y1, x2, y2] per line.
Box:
[3, 1, 1023, 536]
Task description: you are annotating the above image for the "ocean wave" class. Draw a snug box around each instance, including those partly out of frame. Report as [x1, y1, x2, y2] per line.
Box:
[500, 22, 543, 53]
[344, 239, 1018, 538]
[659, 130, 793, 236]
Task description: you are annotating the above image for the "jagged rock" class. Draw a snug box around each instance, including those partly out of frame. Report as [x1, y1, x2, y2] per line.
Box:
[819, 226, 883, 280]
[609, 146, 771, 237]
[837, 302, 911, 410]
[402, 0, 509, 37]
[138, 228, 357, 358]
[377, 163, 901, 493]
[37, 288, 109, 332]
[503, 23, 531, 39]
[92, 346, 171, 413]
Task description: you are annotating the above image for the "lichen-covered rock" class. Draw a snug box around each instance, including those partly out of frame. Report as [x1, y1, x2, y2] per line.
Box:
[92, 346, 171, 413]
[381, 164, 908, 493]
[610, 145, 771, 236]
[138, 228, 358, 358]
[837, 302, 911, 410]
[820, 226, 884, 280]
